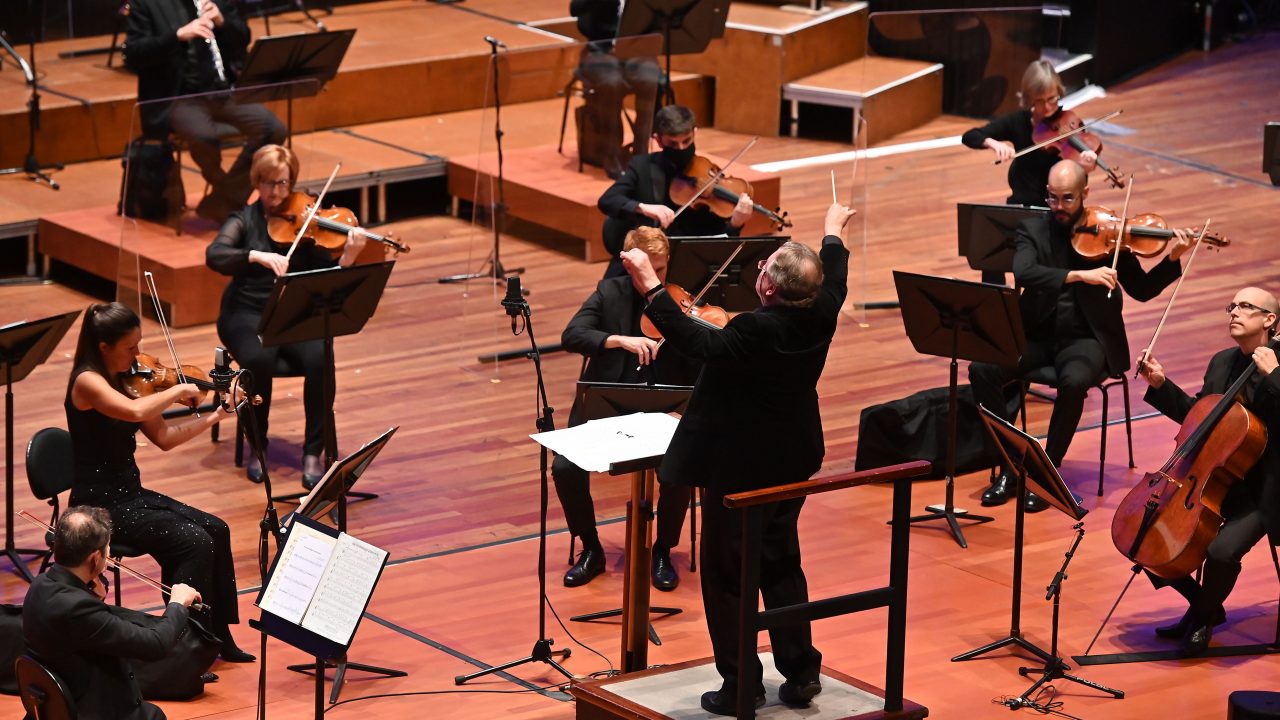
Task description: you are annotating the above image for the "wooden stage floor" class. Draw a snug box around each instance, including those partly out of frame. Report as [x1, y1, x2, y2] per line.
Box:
[1, 26, 1279, 720]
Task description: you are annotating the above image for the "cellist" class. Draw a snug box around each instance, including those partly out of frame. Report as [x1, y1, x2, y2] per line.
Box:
[1136, 287, 1280, 657]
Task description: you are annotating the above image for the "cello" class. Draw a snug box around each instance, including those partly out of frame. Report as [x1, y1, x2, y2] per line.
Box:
[1110, 341, 1273, 579]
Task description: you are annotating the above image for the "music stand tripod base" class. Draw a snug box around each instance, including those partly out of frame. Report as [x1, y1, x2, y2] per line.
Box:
[901, 500, 993, 549]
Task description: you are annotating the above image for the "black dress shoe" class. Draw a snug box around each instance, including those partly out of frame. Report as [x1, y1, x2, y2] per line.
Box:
[700, 689, 765, 716]
[1156, 606, 1227, 639]
[246, 458, 264, 484]
[778, 679, 822, 707]
[1178, 623, 1212, 657]
[301, 472, 322, 490]
[563, 547, 605, 587]
[981, 472, 1014, 506]
[651, 546, 678, 591]
[201, 671, 219, 683]
[1022, 491, 1050, 513]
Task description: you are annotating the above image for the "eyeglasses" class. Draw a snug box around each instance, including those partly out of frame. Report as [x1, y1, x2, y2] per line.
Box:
[258, 178, 290, 189]
[1045, 192, 1077, 207]
[757, 259, 767, 271]
[1226, 301, 1270, 315]
[1029, 95, 1061, 109]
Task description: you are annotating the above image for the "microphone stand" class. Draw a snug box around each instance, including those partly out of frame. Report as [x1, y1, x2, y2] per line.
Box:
[0, 2, 63, 190]
[438, 35, 525, 287]
[455, 280, 571, 685]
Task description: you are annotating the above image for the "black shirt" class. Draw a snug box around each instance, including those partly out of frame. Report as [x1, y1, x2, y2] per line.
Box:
[962, 108, 1056, 207]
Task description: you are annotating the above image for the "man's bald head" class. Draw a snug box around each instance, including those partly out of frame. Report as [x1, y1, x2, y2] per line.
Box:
[1046, 160, 1089, 228]
[1048, 159, 1087, 194]
[1237, 286, 1280, 315]
[1229, 286, 1279, 343]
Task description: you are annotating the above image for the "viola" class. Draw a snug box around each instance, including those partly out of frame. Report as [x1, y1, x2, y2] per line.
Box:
[640, 283, 729, 340]
[124, 353, 224, 407]
[1111, 340, 1274, 578]
[1034, 108, 1126, 189]
[1071, 206, 1229, 261]
[669, 155, 792, 231]
[267, 191, 410, 255]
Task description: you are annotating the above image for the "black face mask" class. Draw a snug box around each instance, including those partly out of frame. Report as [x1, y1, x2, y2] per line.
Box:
[661, 143, 695, 170]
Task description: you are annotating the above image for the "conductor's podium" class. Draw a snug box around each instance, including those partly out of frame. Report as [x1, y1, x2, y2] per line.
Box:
[571, 653, 928, 719]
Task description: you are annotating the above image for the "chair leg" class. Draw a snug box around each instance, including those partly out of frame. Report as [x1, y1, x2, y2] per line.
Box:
[112, 564, 122, 607]
[1098, 383, 1109, 497]
[235, 412, 244, 468]
[568, 534, 576, 565]
[1121, 375, 1135, 468]
[558, 81, 573, 154]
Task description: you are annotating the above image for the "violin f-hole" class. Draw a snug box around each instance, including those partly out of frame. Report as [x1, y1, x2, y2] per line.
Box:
[1182, 475, 1199, 510]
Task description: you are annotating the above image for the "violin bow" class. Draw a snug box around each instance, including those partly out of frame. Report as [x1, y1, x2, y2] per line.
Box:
[643, 239, 748, 367]
[669, 137, 758, 225]
[143, 271, 198, 414]
[1135, 219, 1211, 377]
[997, 109, 1124, 165]
[284, 163, 342, 263]
[1106, 174, 1135, 299]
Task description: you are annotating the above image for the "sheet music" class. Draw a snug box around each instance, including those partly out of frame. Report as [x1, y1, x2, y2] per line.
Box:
[300, 533, 388, 645]
[256, 522, 337, 624]
[531, 412, 680, 472]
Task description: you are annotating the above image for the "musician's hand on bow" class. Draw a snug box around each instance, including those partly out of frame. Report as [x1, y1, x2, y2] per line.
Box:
[1078, 149, 1099, 172]
[1253, 346, 1279, 376]
[169, 583, 202, 609]
[338, 228, 368, 267]
[177, 15, 215, 41]
[611, 335, 661, 366]
[824, 202, 857, 238]
[1136, 350, 1165, 388]
[985, 138, 1014, 163]
[249, 249, 290, 277]
[729, 192, 753, 229]
[1168, 227, 1196, 261]
[620, 248, 660, 296]
[200, 0, 224, 27]
[1069, 267, 1117, 290]
[637, 203, 675, 229]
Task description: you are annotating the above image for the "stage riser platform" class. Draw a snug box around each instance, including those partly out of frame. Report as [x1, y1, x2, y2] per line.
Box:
[447, 145, 783, 264]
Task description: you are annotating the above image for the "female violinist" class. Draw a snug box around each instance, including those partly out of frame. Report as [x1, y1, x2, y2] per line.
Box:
[597, 104, 753, 279]
[66, 302, 253, 662]
[1133, 287, 1280, 657]
[205, 144, 367, 487]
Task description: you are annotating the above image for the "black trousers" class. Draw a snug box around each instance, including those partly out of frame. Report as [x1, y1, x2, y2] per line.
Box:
[1160, 500, 1268, 621]
[72, 473, 239, 626]
[969, 335, 1107, 467]
[700, 487, 821, 692]
[575, 51, 660, 172]
[551, 454, 689, 551]
[167, 94, 286, 205]
[218, 308, 331, 456]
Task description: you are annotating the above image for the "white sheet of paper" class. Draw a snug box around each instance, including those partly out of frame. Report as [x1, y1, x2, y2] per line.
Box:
[531, 412, 680, 472]
[256, 522, 337, 624]
[300, 533, 389, 645]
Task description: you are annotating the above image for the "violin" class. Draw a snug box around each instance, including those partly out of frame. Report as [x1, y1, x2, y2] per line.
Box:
[124, 353, 257, 411]
[1071, 206, 1229, 261]
[639, 284, 729, 340]
[267, 191, 410, 255]
[1033, 108, 1126, 189]
[669, 155, 792, 230]
[1111, 340, 1274, 579]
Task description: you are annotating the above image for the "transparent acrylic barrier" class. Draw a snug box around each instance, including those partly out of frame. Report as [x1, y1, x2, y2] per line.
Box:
[853, 8, 1043, 308]
[117, 80, 319, 345]
[458, 32, 664, 270]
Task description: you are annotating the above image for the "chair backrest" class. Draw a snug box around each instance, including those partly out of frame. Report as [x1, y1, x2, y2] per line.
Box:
[25, 429, 74, 502]
[15, 655, 77, 720]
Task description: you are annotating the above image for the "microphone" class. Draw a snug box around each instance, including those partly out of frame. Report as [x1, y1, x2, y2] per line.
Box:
[484, 35, 506, 49]
[501, 276, 525, 334]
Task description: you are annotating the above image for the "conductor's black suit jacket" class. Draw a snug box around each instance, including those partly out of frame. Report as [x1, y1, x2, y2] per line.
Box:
[125, 0, 250, 135]
[645, 237, 849, 493]
[562, 275, 701, 427]
[1013, 215, 1182, 376]
[1144, 346, 1280, 545]
[23, 564, 188, 720]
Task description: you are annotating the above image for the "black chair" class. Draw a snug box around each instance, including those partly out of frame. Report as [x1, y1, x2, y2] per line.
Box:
[232, 353, 321, 469]
[1018, 368, 1135, 497]
[15, 655, 76, 720]
[25, 427, 148, 606]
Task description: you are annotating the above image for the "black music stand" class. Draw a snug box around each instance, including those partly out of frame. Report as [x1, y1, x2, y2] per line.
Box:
[258, 261, 394, 506]
[892, 271, 1023, 548]
[956, 203, 1046, 274]
[568, 383, 693, 648]
[0, 0, 63, 190]
[618, 0, 730, 104]
[960, 407, 1121, 707]
[250, 514, 390, 718]
[667, 235, 786, 311]
[234, 30, 355, 142]
[283, 426, 404, 703]
[0, 310, 79, 582]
